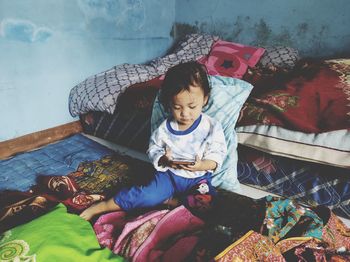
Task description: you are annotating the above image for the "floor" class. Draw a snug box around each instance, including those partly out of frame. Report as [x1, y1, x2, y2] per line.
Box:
[85, 134, 350, 227]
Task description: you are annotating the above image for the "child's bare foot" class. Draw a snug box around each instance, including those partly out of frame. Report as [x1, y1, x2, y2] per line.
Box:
[164, 197, 180, 209]
[79, 198, 121, 221]
[79, 202, 103, 221]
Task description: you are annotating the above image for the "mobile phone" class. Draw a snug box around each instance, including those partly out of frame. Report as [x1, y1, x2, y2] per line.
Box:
[171, 158, 195, 165]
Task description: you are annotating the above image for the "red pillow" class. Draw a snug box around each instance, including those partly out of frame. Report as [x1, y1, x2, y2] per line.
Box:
[198, 40, 265, 78]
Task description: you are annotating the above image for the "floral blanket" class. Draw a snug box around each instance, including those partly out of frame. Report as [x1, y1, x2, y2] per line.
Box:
[238, 59, 350, 133]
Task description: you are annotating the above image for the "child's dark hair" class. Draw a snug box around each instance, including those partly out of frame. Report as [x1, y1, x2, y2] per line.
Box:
[159, 62, 210, 111]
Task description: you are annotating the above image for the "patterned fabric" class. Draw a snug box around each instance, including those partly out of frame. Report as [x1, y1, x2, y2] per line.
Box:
[0, 154, 155, 231]
[237, 145, 350, 219]
[237, 59, 350, 169]
[36, 154, 154, 211]
[0, 204, 123, 261]
[214, 199, 350, 261]
[0, 134, 113, 192]
[263, 195, 323, 243]
[93, 205, 204, 262]
[274, 208, 350, 261]
[238, 59, 350, 132]
[151, 75, 253, 192]
[69, 34, 217, 116]
[214, 230, 285, 262]
[257, 46, 300, 70]
[80, 77, 162, 153]
[322, 211, 350, 250]
[198, 40, 265, 78]
[0, 191, 58, 233]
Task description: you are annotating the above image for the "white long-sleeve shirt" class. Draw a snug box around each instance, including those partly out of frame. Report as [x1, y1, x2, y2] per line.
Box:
[147, 113, 227, 178]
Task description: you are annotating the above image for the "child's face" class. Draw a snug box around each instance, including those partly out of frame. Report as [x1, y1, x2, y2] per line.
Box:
[170, 84, 208, 130]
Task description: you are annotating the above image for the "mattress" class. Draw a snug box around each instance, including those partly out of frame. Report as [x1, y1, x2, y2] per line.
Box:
[0, 134, 113, 192]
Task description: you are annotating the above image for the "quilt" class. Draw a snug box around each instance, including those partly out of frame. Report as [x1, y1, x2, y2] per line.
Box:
[238, 59, 350, 133]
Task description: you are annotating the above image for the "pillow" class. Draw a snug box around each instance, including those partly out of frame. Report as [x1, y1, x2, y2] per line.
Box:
[236, 58, 350, 168]
[69, 34, 216, 116]
[236, 125, 350, 168]
[256, 46, 300, 70]
[198, 40, 265, 78]
[0, 204, 123, 261]
[151, 75, 253, 192]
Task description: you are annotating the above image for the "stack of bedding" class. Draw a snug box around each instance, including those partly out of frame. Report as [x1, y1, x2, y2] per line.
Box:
[74, 34, 350, 219]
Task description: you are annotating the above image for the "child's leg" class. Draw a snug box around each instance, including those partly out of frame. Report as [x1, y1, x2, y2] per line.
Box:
[115, 171, 175, 211]
[79, 198, 120, 221]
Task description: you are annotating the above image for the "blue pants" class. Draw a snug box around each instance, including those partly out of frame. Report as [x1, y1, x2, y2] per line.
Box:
[114, 170, 213, 211]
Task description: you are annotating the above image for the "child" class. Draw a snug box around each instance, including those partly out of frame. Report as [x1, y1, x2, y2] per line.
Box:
[80, 61, 227, 221]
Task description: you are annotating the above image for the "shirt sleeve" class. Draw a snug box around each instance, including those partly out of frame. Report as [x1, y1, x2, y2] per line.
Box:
[202, 120, 227, 171]
[147, 123, 168, 172]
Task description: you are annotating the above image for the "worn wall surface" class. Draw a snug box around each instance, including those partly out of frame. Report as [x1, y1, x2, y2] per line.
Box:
[0, 0, 174, 141]
[175, 0, 350, 58]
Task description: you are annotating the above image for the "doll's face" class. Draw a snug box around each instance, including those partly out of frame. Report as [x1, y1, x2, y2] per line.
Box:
[197, 183, 209, 194]
[170, 84, 208, 130]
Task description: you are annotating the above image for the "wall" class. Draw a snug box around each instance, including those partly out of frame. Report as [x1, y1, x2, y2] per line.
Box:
[175, 0, 350, 58]
[2, 0, 349, 141]
[0, 0, 175, 141]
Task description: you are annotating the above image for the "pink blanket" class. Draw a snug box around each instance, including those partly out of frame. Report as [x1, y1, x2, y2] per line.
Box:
[94, 206, 204, 261]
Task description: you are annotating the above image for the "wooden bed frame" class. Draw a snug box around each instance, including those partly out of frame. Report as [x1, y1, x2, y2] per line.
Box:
[0, 120, 82, 160]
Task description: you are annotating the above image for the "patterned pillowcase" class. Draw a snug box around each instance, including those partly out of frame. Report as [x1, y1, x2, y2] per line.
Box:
[257, 46, 300, 70]
[151, 75, 253, 192]
[198, 40, 265, 78]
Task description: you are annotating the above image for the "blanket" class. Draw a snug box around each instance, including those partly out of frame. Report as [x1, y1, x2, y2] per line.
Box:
[238, 59, 350, 133]
[0, 204, 124, 261]
[0, 154, 155, 232]
[69, 34, 217, 116]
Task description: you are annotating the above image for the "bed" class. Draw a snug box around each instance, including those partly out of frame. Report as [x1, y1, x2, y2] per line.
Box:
[75, 34, 350, 219]
[1, 34, 350, 261]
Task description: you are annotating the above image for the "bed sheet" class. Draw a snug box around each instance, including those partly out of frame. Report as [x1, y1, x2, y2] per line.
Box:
[0, 134, 113, 192]
[237, 145, 350, 219]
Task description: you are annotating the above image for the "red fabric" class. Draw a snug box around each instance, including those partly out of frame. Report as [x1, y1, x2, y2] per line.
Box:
[238, 60, 350, 133]
[93, 206, 204, 262]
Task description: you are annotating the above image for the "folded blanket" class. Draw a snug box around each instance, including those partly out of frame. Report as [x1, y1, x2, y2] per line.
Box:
[69, 34, 217, 116]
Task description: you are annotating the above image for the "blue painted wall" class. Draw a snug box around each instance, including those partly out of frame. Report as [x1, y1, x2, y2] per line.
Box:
[1, 0, 349, 141]
[175, 0, 350, 58]
[0, 0, 174, 141]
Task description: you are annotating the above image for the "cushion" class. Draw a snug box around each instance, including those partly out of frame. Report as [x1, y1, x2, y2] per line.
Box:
[198, 40, 265, 79]
[236, 58, 350, 168]
[0, 204, 123, 261]
[69, 34, 216, 116]
[151, 75, 253, 192]
[236, 125, 350, 168]
[257, 46, 300, 70]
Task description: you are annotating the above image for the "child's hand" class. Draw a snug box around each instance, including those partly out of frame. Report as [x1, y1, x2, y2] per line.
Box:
[158, 148, 179, 169]
[179, 156, 217, 172]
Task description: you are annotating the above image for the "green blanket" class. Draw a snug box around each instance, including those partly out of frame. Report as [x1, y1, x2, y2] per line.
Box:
[0, 204, 124, 261]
